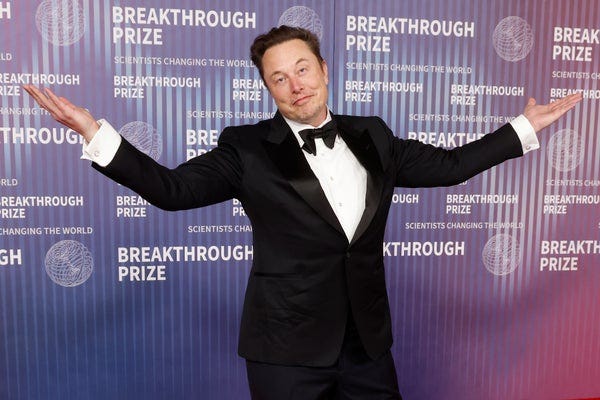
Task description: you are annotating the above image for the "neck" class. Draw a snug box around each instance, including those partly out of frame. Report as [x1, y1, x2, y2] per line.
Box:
[283, 109, 332, 133]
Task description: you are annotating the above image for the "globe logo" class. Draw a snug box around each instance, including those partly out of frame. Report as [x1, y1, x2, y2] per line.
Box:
[547, 129, 585, 172]
[44, 240, 93, 287]
[278, 6, 323, 40]
[482, 234, 521, 276]
[119, 121, 163, 161]
[492, 16, 534, 62]
[35, 0, 86, 46]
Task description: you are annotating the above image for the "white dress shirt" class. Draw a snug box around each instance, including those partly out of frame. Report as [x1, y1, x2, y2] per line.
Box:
[283, 113, 367, 241]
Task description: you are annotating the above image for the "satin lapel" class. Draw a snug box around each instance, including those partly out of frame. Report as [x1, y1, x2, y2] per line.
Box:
[263, 113, 345, 236]
[336, 118, 384, 246]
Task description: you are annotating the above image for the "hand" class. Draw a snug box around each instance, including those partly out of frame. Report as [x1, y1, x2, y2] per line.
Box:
[22, 85, 100, 142]
[523, 92, 583, 133]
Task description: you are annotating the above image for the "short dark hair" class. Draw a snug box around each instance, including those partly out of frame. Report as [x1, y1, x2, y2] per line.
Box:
[250, 25, 324, 80]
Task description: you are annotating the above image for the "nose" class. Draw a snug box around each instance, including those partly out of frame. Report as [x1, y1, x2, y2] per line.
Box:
[289, 76, 303, 93]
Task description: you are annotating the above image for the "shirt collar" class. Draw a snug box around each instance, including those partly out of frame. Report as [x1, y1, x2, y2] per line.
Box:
[282, 109, 333, 148]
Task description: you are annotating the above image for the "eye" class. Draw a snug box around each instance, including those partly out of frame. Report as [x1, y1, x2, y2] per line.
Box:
[272, 76, 286, 85]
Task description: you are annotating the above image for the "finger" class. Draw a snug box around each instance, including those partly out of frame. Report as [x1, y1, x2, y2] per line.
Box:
[43, 88, 81, 123]
[44, 88, 70, 110]
[58, 96, 78, 110]
[25, 86, 74, 123]
[559, 92, 582, 105]
[23, 85, 47, 104]
[553, 93, 582, 112]
[566, 92, 583, 107]
[23, 85, 58, 112]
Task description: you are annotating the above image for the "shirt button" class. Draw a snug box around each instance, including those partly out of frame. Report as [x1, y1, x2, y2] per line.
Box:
[338, 202, 343, 207]
[93, 150, 100, 157]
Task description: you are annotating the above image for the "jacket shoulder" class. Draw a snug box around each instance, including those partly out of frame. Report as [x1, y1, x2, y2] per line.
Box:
[219, 118, 274, 144]
[335, 114, 388, 127]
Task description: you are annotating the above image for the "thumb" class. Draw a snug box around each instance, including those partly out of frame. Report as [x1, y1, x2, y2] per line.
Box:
[527, 97, 536, 107]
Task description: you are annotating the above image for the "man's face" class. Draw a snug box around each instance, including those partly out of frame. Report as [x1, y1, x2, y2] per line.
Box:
[261, 39, 329, 127]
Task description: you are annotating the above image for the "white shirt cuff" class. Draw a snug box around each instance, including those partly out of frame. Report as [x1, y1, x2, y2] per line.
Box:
[81, 119, 122, 167]
[510, 114, 539, 154]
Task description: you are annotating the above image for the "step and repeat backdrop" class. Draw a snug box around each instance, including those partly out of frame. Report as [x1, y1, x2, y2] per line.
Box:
[1, 0, 599, 399]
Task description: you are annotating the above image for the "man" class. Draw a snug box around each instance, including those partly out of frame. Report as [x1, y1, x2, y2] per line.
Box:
[24, 26, 581, 400]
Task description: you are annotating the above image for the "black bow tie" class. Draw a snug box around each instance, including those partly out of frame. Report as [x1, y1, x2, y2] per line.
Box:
[298, 120, 337, 156]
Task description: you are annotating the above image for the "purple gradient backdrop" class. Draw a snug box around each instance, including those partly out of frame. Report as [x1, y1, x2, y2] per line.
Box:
[1, 1, 599, 399]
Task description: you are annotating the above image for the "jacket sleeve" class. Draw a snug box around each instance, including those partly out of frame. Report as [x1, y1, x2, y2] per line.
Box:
[92, 127, 243, 211]
[378, 117, 524, 188]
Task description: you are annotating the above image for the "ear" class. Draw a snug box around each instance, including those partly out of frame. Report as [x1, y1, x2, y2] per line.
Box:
[321, 60, 329, 84]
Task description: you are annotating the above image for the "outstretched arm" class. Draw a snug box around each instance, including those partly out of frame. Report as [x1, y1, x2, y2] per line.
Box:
[523, 92, 583, 133]
[22, 85, 100, 142]
[390, 93, 583, 188]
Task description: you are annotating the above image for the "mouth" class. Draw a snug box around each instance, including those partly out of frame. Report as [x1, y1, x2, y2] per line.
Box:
[293, 95, 313, 106]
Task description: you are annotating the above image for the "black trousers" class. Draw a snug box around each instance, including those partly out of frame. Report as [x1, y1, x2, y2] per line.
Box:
[245, 316, 402, 400]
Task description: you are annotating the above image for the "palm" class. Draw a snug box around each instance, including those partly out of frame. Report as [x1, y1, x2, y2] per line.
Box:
[523, 93, 582, 132]
[23, 85, 99, 142]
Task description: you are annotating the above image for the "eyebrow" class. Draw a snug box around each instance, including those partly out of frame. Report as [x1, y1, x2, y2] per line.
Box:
[268, 58, 311, 79]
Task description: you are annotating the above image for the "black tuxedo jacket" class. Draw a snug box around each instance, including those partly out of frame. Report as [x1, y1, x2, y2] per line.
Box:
[95, 112, 523, 367]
